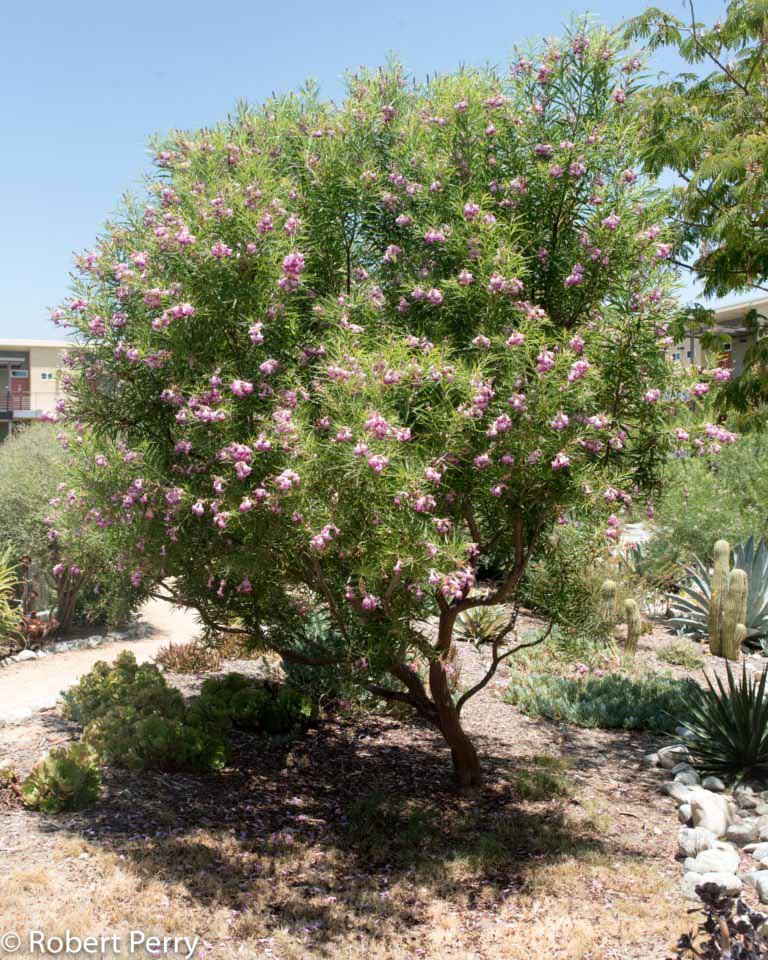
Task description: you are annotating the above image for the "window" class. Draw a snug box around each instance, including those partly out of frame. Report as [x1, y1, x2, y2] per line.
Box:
[40, 372, 54, 381]
[686, 350, 693, 359]
[11, 369, 29, 379]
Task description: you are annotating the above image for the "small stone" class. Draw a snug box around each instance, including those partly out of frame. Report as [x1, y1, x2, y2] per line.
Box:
[664, 781, 694, 803]
[644, 752, 660, 767]
[672, 762, 694, 775]
[702, 776, 726, 793]
[725, 821, 759, 846]
[676, 725, 694, 740]
[698, 872, 743, 896]
[683, 846, 740, 875]
[15, 649, 37, 662]
[678, 803, 693, 825]
[735, 788, 759, 811]
[678, 827, 717, 858]
[681, 871, 703, 901]
[659, 745, 691, 770]
[746, 842, 768, 860]
[749, 873, 768, 904]
[675, 770, 702, 787]
[754, 803, 768, 816]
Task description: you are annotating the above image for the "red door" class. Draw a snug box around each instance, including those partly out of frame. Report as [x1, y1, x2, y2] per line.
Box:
[10, 371, 29, 409]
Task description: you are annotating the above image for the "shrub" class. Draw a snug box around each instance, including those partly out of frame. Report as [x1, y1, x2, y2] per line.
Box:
[505, 670, 695, 732]
[196, 672, 313, 734]
[54, 27, 723, 787]
[682, 662, 768, 782]
[0, 546, 22, 657]
[62, 651, 185, 725]
[652, 434, 768, 572]
[21, 743, 100, 813]
[84, 708, 227, 773]
[64, 651, 227, 773]
[155, 641, 223, 674]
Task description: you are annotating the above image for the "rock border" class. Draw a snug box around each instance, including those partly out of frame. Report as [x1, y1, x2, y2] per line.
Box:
[0, 620, 153, 669]
[647, 734, 768, 904]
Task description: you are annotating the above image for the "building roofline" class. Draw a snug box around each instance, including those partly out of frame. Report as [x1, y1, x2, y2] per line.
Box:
[0, 340, 69, 349]
[713, 295, 768, 323]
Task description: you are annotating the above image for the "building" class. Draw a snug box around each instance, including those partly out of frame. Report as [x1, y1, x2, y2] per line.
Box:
[670, 295, 768, 375]
[0, 340, 67, 441]
[708, 296, 768, 377]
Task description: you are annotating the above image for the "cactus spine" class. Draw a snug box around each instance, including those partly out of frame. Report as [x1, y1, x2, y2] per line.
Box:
[600, 580, 617, 624]
[625, 598, 641, 654]
[721, 569, 749, 660]
[708, 539, 731, 656]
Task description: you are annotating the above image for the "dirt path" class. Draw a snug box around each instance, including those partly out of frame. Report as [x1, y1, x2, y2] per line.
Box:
[0, 599, 200, 725]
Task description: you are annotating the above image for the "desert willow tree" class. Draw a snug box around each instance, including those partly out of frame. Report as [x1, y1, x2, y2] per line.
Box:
[50, 25, 720, 787]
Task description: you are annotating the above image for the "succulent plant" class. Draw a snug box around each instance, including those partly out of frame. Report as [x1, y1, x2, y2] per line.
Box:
[625, 598, 642, 654]
[21, 743, 100, 813]
[599, 580, 617, 624]
[668, 536, 768, 647]
[454, 606, 510, 646]
[721, 570, 749, 661]
[708, 539, 730, 656]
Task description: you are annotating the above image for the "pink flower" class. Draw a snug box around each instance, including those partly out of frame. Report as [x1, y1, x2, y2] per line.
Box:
[211, 240, 233, 259]
[463, 202, 480, 220]
[569, 335, 585, 354]
[259, 358, 279, 376]
[472, 335, 491, 349]
[692, 382, 709, 398]
[601, 213, 621, 231]
[550, 411, 570, 431]
[458, 269, 474, 286]
[231, 379, 254, 397]
[568, 359, 591, 382]
[505, 331, 525, 348]
[712, 367, 732, 382]
[473, 453, 491, 470]
[643, 388, 661, 403]
[536, 350, 555, 373]
[551, 451, 570, 470]
[367, 454, 389, 474]
[427, 288, 443, 305]
[249, 323, 264, 345]
[282, 251, 305, 277]
[192, 500, 205, 516]
[487, 273, 506, 293]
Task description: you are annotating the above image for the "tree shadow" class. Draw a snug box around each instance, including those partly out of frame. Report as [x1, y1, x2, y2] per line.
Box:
[42, 715, 662, 946]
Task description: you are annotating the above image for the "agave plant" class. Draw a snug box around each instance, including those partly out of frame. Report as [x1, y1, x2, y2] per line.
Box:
[668, 536, 768, 644]
[454, 606, 510, 646]
[681, 662, 768, 782]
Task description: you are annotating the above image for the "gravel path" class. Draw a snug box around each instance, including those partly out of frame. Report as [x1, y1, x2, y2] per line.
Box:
[0, 598, 201, 725]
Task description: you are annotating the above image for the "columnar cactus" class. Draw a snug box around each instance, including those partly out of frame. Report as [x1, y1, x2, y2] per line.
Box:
[721, 569, 749, 661]
[625, 598, 642, 654]
[599, 580, 617, 625]
[708, 539, 731, 656]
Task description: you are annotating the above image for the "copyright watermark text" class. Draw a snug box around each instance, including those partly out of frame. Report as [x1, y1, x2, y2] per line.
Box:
[0, 931, 199, 958]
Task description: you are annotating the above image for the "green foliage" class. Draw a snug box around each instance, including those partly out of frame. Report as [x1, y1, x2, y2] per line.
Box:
[62, 651, 186, 725]
[154, 641, 223, 674]
[84, 708, 227, 773]
[683, 661, 768, 781]
[196, 672, 313, 734]
[505, 669, 696, 732]
[0, 422, 137, 629]
[721, 568, 749, 660]
[668, 537, 768, 645]
[626, 0, 768, 299]
[520, 522, 614, 644]
[651, 435, 768, 571]
[0, 545, 22, 655]
[21, 743, 100, 813]
[343, 792, 437, 865]
[64, 651, 226, 773]
[454, 606, 509, 645]
[657, 639, 705, 669]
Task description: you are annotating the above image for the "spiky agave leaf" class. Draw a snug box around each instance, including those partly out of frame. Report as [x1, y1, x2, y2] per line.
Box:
[682, 662, 768, 782]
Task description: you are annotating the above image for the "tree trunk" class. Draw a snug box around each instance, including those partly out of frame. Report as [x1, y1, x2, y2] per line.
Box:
[429, 659, 483, 789]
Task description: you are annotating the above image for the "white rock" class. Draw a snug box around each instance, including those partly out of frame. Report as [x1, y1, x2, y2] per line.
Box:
[643, 752, 660, 767]
[675, 770, 702, 787]
[725, 821, 759, 845]
[702, 776, 726, 792]
[747, 842, 768, 860]
[15, 649, 37, 662]
[678, 827, 717, 858]
[683, 846, 740, 875]
[690, 787, 738, 837]
[665, 781, 694, 803]
[678, 803, 693, 825]
[659, 745, 691, 770]
[681, 871, 742, 900]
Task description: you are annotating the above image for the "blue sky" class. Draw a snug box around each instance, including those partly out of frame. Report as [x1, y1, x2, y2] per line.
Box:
[0, 0, 741, 341]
